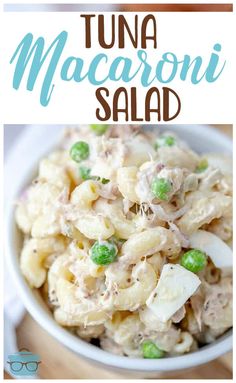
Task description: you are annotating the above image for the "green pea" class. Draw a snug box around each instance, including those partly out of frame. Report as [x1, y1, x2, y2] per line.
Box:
[79, 166, 91, 180]
[70, 141, 89, 163]
[90, 124, 109, 135]
[195, 159, 208, 173]
[151, 178, 172, 200]
[181, 249, 207, 273]
[90, 241, 118, 265]
[155, 135, 175, 149]
[141, 341, 165, 359]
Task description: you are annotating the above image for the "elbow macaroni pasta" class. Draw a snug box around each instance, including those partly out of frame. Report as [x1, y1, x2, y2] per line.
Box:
[70, 180, 100, 209]
[120, 227, 181, 264]
[21, 237, 66, 288]
[94, 198, 136, 239]
[16, 125, 233, 358]
[74, 213, 114, 240]
[107, 262, 157, 311]
[117, 167, 139, 203]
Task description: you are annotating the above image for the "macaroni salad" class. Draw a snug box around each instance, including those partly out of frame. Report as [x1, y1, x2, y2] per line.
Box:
[16, 125, 233, 358]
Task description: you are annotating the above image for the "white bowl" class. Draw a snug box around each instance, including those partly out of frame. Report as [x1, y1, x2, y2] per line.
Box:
[5, 124, 233, 376]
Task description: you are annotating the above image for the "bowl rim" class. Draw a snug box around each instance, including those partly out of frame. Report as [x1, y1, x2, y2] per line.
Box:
[4, 124, 233, 372]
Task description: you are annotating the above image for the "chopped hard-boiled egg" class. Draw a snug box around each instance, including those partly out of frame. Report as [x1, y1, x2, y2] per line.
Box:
[205, 154, 232, 175]
[189, 229, 232, 276]
[146, 264, 201, 322]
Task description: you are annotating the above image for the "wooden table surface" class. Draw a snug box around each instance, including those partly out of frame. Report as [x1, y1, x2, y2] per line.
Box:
[5, 125, 232, 380]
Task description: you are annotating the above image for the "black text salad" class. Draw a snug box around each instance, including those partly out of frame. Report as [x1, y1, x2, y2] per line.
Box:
[16, 125, 232, 358]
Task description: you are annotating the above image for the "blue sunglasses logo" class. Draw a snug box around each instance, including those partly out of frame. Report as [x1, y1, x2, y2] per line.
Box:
[7, 349, 41, 376]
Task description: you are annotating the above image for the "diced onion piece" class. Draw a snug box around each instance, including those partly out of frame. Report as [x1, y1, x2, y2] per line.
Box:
[146, 264, 201, 322]
[189, 229, 232, 275]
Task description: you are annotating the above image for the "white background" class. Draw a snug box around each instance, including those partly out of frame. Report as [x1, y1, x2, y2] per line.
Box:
[0, 12, 233, 124]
